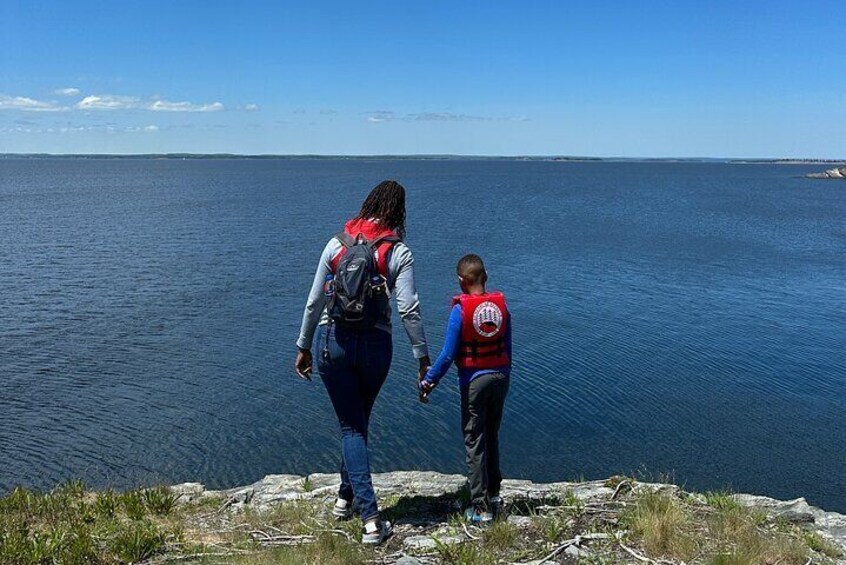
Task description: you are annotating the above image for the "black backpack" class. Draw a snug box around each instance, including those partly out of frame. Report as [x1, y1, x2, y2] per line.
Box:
[327, 232, 399, 329]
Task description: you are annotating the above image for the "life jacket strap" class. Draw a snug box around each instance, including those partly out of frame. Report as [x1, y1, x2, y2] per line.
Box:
[458, 337, 506, 360]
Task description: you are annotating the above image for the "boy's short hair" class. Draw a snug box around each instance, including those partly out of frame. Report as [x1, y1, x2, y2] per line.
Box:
[457, 254, 487, 285]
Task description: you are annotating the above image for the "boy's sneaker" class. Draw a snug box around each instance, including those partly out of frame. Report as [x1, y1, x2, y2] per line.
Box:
[332, 498, 353, 520]
[361, 518, 393, 545]
[464, 506, 494, 525]
[490, 496, 503, 518]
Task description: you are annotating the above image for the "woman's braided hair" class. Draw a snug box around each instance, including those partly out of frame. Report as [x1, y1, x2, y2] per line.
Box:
[355, 180, 407, 240]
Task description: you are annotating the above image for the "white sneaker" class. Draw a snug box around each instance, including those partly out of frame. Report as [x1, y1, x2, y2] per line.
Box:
[332, 498, 353, 520]
[361, 518, 393, 545]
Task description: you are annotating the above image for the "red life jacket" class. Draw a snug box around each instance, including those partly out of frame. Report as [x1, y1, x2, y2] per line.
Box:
[453, 291, 511, 371]
[330, 218, 398, 277]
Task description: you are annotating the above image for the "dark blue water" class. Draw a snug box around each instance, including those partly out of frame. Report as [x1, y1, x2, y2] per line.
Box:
[1, 159, 844, 511]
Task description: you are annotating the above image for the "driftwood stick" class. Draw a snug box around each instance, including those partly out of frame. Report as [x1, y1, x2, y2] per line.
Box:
[537, 535, 580, 564]
[612, 479, 634, 500]
[150, 549, 260, 562]
[536, 532, 611, 564]
[618, 540, 658, 564]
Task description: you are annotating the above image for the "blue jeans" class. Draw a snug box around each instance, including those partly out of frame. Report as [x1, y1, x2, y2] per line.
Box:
[317, 323, 392, 521]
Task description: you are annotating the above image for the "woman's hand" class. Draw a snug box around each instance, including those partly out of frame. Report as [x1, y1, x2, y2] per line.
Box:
[417, 356, 431, 402]
[295, 348, 313, 381]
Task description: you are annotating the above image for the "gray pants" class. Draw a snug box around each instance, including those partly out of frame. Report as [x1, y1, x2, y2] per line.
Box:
[461, 371, 510, 509]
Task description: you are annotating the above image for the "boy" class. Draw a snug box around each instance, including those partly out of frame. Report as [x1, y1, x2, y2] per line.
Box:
[419, 254, 511, 524]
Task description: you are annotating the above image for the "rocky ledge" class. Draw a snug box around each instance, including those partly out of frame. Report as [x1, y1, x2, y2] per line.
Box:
[168, 471, 846, 563]
[807, 166, 846, 179]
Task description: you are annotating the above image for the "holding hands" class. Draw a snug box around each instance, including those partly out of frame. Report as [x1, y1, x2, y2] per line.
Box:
[417, 356, 434, 403]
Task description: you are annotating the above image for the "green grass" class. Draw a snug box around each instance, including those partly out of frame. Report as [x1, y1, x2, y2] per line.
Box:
[704, 490, 742, 512]
[804, 530, 844, 558]
[481, 519, 520, 552]
[621, 490, 699, 559]
[0, 477, 835, 565]
[229, 532, 368, 565]
[302, 476, 314, 492]
[621, 489, 813, 565]
[142, 485, 179, 516]
[0, 481, 183, 565]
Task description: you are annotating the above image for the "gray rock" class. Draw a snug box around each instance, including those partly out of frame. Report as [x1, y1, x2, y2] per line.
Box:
[173, 470, 846, 553]
[733, 494, 817, 523]
[507, 515, 533, 527]
[394, 557, 423, 565]
[169, 482, 205, 504]
[733, 493, 846, 551]
[807, 166, 846, 179]
[403, 534, 463, 550]
[564, 544, 592, 557]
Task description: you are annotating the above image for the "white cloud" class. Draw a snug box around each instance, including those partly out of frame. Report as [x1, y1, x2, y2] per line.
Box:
[143, 125, 159, 132]
[76, 95, 224, 112]
[410, 112, 487, 122]
[0, 94, 66, 112]
[365, 111, 396, 123]
[77, 95, 141, 110]
[365, 110, 527, 123]
[150, 99, 223, 112]
[54, 87, 81, 96]
[243, 103, 259, 112]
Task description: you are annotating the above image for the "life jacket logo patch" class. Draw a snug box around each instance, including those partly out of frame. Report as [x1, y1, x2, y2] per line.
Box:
[473, 301, 503, 338]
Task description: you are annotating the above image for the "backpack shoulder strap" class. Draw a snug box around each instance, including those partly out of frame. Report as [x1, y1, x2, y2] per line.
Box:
[334, 231, 356, 248]
[368, 235, 401, 249]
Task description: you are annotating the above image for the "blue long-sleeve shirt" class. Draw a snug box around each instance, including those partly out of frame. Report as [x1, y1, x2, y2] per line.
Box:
[423, 303, 511, 389]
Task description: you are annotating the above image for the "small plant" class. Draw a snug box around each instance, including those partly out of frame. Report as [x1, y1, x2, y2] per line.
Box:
[804, 531, 844, 558]
[142, 485, 179, 516]
[57, 479, 86, 499]
[106, 521, 166, 563]
[434, 537, 490, 565]
[94, 489, 118, 518]
[482, 519, 519, 552]
[534, 510, 572, 543]
[705, 491, 741, 512]
[446, 512, 466, 530]
[301, 476, 314, 492]
[120, 490, 147, 521]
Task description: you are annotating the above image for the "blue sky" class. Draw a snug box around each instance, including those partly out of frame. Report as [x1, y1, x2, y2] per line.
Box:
[1, 1, 844, 157]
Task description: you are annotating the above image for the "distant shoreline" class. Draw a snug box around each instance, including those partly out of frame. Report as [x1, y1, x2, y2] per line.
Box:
[1, 153, 844, 164]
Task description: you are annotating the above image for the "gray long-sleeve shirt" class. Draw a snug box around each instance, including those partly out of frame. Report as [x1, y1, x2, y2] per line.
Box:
[296, 237, 429, 359]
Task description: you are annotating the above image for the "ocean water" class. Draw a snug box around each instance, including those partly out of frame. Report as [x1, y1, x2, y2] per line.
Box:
[1, 159, 844, 511]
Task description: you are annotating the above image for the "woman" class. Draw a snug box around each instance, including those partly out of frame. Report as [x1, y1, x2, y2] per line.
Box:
[295, 180, 430, 545]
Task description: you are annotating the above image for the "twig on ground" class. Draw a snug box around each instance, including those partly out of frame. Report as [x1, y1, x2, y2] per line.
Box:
[200, 495, 237, 518]
[537, 535, 581, 564]
[314, 528, 354, 541]
[536, 532, 611, 564]
[618, 540, 659, 564]
[250, 532, 316, 546]
[148, 549, 259, 563]
[462, 523, 479, 540]
[612, 479, 634, 500]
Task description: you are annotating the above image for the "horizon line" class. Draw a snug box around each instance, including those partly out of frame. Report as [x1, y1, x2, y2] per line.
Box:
[1, 152, 844, 162]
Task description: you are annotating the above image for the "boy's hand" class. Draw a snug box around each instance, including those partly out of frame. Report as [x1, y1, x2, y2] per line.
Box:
[295, 348, 313, 381]
[418, 379, 436, 403]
